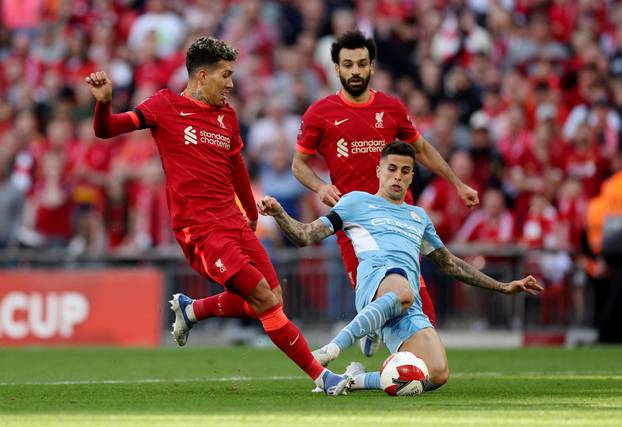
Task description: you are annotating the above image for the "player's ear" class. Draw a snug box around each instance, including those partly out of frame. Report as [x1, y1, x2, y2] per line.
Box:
[196, 68, 209, 84]
[370, 60, 375, 76]
[376, 164, 380, 178]
[334, 62, 340, 76]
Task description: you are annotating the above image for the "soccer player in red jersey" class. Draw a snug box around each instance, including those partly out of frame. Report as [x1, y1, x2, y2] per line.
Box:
[292, 30, 479, 343]
[85, 36, 352, 396]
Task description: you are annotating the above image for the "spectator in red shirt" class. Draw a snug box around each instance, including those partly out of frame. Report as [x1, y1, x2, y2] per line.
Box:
[454, 188, 515, 245]
[419, 150, 479, 242]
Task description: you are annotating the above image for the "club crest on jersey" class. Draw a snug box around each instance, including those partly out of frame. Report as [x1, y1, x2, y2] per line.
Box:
[215, 258, 227, 273]
[217, 114, 226, 128]
[375, 111, 384, 128]
[410, 211, 422, 223]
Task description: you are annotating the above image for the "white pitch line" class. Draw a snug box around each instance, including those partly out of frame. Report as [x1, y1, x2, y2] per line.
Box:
[0, 375, 305, 386]
[1, 372, 620, 386]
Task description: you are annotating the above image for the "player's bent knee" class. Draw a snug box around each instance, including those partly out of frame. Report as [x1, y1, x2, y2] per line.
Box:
[247, 280, 278, 314]
[396, 287, 414, 311]
[429, 364, 449, 387]
[271, 286, 283, 306]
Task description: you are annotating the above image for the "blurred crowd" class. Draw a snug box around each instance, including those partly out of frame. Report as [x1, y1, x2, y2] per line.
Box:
[1, 0, 622, 330]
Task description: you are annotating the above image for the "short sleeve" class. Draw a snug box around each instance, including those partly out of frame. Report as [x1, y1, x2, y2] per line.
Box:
[134, 91, 166, 128]
[319, 192, 358, 232]
[296, 105, 324, 155]
[395, 99, 421, 143]
[420, 210, 445, 255]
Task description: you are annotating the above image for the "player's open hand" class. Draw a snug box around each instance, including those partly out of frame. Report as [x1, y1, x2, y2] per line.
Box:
[257, 196, 284, 217]
[318, 184, 342, 207]
[503, 275, 543, 295]
[85, 71, 113, 103]
[458, 183, 479, 208]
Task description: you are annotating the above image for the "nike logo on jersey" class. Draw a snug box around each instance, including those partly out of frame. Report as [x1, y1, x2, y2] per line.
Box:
[334, 118, 349, 126]
[180, 111, 195, 116]
[289, 334, 300, 346]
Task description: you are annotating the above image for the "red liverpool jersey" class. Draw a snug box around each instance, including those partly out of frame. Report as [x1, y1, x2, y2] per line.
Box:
[134, 89, 245, 229]
[296, 89, 421, 195]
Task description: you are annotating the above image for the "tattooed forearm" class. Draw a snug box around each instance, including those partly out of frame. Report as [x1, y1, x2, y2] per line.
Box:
[273, 213, 309, 246]
[427, 247, 506, 293]
[272, 215, 332, 246]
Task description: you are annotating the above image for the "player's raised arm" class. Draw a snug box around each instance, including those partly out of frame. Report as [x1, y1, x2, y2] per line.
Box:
[258, 196, 334, 246]
[412, 135, 479, 208]
[291, 151, 342, 207]
[85, 71, 140, 138]
[426, 246, 543, 295]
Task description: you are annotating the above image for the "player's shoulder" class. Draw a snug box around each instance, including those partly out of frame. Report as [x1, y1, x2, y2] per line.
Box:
[136, 88, 176, 106]
[336, 190, 362, 202]
[305, 93, 340, 113]
[345, 190, 372, 199]
[373, 91, 406, 109]
[340, 191, 375, 205]
[152, 88, 177, 100]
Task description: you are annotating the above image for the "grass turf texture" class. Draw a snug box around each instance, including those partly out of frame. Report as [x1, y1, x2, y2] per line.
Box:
[1, 347, 621, 426]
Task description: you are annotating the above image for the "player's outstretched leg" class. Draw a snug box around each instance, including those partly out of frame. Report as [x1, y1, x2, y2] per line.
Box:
[359, 332, 381, 357]
[313, 292, 401, 366]
[345, 362, 383, 391]
[193, 291, 257, 319]
[232, 264, 353, 396]
[169, 291, 259, 346]
[169, 293, 196, 346]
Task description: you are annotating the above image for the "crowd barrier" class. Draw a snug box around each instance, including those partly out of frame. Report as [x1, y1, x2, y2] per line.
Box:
[0, 244, 583, 346]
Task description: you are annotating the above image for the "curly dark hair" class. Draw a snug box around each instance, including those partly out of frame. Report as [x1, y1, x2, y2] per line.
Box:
[330, 30, 377, 64]
[186, 37, 238, 75]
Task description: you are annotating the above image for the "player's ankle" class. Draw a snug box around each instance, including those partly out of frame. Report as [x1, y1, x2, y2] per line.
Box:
[325, 342, 341, 359]
[185, 303, 197, 322]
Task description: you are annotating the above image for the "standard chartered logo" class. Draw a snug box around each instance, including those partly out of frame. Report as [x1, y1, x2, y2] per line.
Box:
[183, 126, 231, 150]
[184, 126, 197, 145]
[337, 138, 386, 157]
[337, 138, 349, 157]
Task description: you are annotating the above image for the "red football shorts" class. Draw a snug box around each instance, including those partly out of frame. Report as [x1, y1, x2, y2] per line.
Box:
[336, 230, 429, 291]
[174, 223, 279, 296]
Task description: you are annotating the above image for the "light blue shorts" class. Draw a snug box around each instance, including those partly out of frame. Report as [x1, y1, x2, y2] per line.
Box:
[355, 263, 433, 353]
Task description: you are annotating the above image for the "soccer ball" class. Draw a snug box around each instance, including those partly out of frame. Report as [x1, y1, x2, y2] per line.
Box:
[380, 351, 429, 396]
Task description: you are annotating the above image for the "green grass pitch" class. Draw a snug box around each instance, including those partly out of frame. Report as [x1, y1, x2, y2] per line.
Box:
[1, 346, 621, 426]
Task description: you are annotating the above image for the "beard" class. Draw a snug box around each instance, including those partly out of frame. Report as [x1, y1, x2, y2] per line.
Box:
[340, 73, 371, 97]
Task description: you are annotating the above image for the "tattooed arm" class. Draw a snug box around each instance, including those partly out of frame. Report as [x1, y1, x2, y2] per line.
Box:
[257, 196, 334, 246]
[426, 247, 543, 295]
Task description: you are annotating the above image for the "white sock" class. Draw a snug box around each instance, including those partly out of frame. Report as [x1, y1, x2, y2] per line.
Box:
[350, 373, 367, 390]
[324, 342, 341, 360]
[314, 368, 329, 388]
[185, 303, 197, 322]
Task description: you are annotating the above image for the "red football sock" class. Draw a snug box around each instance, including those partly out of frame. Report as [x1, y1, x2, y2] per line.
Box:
[419, 278, 436, 326]
[258, 304, 324, 380]
[193, 291, 257, 320]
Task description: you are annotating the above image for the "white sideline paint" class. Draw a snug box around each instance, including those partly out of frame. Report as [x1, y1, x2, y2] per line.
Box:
[0, 375, 304, 386]
[2, 372, 620, 386]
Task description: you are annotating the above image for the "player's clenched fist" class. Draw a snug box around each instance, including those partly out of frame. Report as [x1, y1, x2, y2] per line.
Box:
[257, 196, 285, 217]
[85, 71, 113, 103]
[318, 183, 342, 207]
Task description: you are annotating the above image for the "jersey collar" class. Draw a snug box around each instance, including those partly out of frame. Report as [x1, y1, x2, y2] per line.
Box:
[337, 88, 376, 108]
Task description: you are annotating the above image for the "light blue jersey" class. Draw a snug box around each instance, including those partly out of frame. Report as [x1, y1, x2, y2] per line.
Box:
[320, 191, 445, 351]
